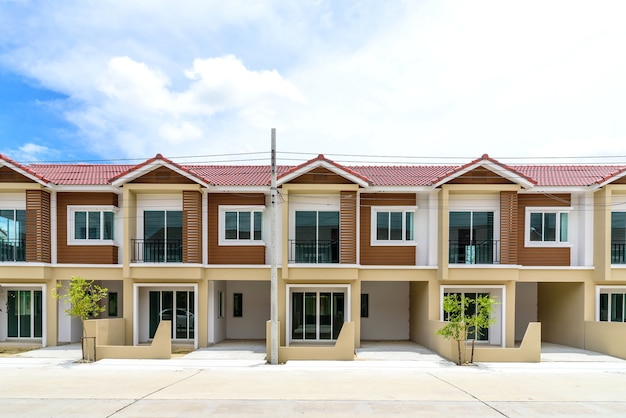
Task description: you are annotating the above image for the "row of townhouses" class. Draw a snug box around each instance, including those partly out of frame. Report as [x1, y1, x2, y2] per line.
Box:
[1, 152, 626, 362]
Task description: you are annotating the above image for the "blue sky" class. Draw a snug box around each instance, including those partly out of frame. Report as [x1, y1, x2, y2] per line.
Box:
[1, 1, 626, 165]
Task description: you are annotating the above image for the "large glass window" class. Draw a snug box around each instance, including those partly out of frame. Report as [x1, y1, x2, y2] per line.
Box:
[449, 211, 494, 264]
[0, 209, 26, 261]
[68, 207, 115, 245]
[291, 290, 345, 341]
[222, 208, 263, 243]
[149, 290, 194, 339]
[143, 211, 182, 262]
[525, 207, 570, 247]
[611, 212, 626, 263]
[292, 211, 339, 263]
[599, 289, 626, 322]
[372, 207, 415, 244]
[7, 289, 42, 338]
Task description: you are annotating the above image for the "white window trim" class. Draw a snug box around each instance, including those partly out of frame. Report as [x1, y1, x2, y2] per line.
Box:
[524, 206, 572, 248]
[370, 206, 417, 246]
[596, 286, 626, 322]
[439, 285, 505, 347]
[67, 205, 118, 246]
[218, 205, 265, 246]
[285, 284, 351, 346]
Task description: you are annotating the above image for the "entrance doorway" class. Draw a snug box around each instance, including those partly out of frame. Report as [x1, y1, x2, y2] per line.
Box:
[7, 289, 42, 339]
[288, 285, 349, 343]
[149, 290, 194, 340]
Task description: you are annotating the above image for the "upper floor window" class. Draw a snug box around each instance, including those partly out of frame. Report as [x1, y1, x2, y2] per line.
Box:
[68, 206, 117, 245]
[525, 207, 571, 247]
[0, 209, 26, 262]
[219, 206, 264, 245]
[611, 212, 626, 264]
[449, 211, 495, 264]
[371, 207, 416, 246]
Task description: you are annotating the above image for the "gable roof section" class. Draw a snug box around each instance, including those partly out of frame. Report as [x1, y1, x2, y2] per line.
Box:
[0, 154, 50, 186]
[432, 154, 536, 188]
[277, 154, 371, 187]
[110, 154, 213, 187]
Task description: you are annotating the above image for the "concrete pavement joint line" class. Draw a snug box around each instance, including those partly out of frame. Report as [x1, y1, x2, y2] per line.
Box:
[105, 369, 203, 417]
[427, 372, 508, 417]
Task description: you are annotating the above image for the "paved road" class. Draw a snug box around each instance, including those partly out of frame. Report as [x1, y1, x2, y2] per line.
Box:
[0, 344, 625, 417]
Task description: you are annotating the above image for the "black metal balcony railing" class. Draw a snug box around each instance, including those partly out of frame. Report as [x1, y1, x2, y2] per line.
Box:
[612, 241, 626, 264]
[289, 239, 340, 263]
[0, 239, 26, 262]
[132, 239, 183, 263]
[449, 240, 499, 264]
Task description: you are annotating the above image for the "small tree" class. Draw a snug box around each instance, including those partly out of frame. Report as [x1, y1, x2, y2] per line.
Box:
[53, 277, 108, 361]
[436, 293, 497, 365]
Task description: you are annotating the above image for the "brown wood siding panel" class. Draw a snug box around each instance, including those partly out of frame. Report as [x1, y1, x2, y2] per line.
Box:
[183, 190, 202, 263]
[500, 191, 518, 264]
[0, 166, 35, 183]
[359, 193, 416, 265]
[131, 166, 196, 184]
[448, 167, 514, 184]
[56, 192, 119, 264]
[517, 194, 570, 266]
[287, 167, 354, 184]
[208, 193, 266, 264]
[611, 176, 626, 185]
[340, 191, 357, 264]
[25, 190, 51, 263]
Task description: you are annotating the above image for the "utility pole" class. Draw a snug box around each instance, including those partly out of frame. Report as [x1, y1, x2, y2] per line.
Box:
[270, 128, 278, 364]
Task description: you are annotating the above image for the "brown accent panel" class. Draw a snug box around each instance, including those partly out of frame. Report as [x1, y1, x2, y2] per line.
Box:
[0, 166, 35, 183]
[56, 192, 119, 264]
[340, 191, 357, 264]
[287, 167, 354, 185]
[359, 193, 416, 265]
[500, 191, 518, 265]
[183, 190, 202, 263]
[25, 190, 51, 263]
[208, 193, 266, 264]
[517, 193, 570, 266]
[610, 176, 626, 185]
[131, 166, 196, 184]
[448, 167, 514, 184]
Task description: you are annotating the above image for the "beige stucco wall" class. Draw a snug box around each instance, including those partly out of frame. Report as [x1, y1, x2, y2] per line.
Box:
[538, 282, 584, 348]
[361, 281, 409, 340]
[584, 321, 626, 360]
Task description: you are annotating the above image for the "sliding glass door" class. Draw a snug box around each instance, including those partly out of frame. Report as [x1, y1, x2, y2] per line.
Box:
[7, 290, 42, 338]
[291, 290, 345, 341]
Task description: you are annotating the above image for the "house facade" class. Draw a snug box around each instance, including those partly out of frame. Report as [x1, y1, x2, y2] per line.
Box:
[1, 152, 626, 361]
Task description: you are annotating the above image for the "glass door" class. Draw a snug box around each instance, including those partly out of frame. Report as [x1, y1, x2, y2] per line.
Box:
[7, 290, 42, 338]
[291, 290, 345, 341]
[294, 211, 340, 263]
[149, 290, 194, 340]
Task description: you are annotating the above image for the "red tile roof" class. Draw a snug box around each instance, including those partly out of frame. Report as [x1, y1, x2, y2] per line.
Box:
[16, 156, 626, 187]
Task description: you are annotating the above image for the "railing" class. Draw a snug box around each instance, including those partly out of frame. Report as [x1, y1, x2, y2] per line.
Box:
[0, 239, 26, 262]
[449, 240, 499, 264]
[131, 239, 183, 263]
[289, 239, 340, 263]
[612, 241, 626, 264]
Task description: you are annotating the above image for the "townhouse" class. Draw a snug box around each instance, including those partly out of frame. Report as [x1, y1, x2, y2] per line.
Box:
[1, 152, 626, 362]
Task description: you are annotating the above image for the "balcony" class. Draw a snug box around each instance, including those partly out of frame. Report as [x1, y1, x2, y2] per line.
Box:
[131, 239, 183, 263]
[612, 241, 626, 264]
[0, 239, 26, 262]
[449, 240, 499, 264]
[289, 239, 339, 264]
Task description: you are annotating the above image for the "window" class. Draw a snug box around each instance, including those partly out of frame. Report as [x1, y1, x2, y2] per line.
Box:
[525, 207, 571, 247]
[218, 291, 224, 318]
[108, 293, 118, 317]
[142, 210, 182, 262]
[219, 206, 264, 245]
[233, 293, 243, 317]
[611, 212, 626, 263]
[449, 211, 495, 264]
[371, 207, 416, 245]
[68, 206, 116, 245]
[361, 294, 369, 318]
[292, 211, 340, 263]
[598, 288, 626, 322]
[0, 209, 26, 261]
